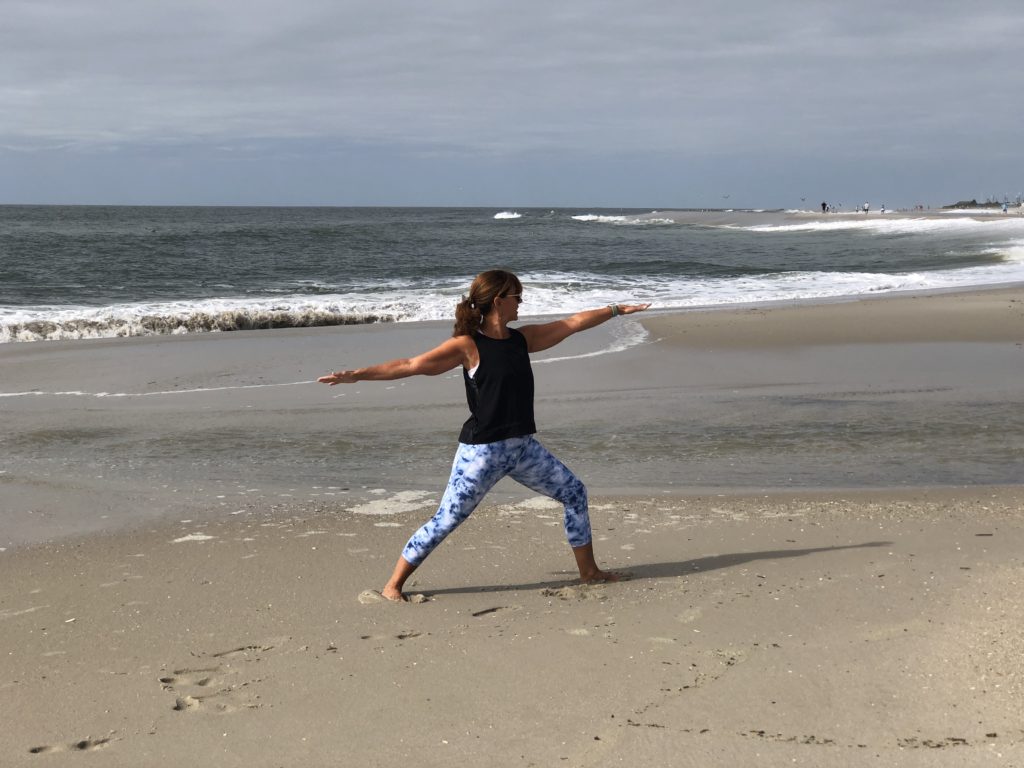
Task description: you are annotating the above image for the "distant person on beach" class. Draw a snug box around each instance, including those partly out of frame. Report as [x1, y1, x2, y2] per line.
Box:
[863, 202, 870, 214]
[821, 201, 827, 213]
[318, 269, 650, 601]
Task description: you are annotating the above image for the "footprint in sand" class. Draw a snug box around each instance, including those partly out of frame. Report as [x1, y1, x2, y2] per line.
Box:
[359, 630, 425, 642]
[173, 694, 239, 714]
[159, 644, 276, 714]
[212, 643, 275, 659]
[160, 665, 239, 713]
[470, 606, 517, 617]
[541, 585, 607, 601]
[172, 694, 203, 712]
[29, 736, 113, 754]
[159, 667, 218, 689]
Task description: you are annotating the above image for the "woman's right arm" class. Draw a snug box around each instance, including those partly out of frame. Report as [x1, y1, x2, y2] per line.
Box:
[318, 336, 474, 386]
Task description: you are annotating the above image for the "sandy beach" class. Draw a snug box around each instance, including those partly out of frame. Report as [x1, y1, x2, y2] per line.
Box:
[2, 287, 1023, 766]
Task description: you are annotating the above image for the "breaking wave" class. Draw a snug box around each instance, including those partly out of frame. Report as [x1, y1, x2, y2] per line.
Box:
[733, 216, 1024, 235]
[571, 214, 674, 225]
[1, 306, 396, 343]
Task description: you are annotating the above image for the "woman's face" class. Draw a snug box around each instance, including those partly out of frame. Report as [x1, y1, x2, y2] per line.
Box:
[497, 290, 521, 322]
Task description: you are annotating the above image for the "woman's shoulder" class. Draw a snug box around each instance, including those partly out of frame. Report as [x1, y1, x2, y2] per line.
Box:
[504, 327, 530, 347]
[510, 324, 538, 346]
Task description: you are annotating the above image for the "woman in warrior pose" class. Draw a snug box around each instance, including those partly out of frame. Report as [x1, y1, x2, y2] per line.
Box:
[318, 270, 650, 601]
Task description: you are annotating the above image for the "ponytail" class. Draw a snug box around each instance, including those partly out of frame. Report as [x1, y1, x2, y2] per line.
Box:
[453, 295, 483, 337]
[452, 269, 522, 337]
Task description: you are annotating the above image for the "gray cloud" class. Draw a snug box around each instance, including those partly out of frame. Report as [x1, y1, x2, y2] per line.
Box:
[2, 1, 1022, 205]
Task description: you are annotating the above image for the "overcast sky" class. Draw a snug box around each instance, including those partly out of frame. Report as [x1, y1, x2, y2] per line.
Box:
[2, 1, 1022, 208]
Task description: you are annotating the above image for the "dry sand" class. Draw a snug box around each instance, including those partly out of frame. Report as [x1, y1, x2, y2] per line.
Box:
[2, 489, 1022, 767]
[1, 287, 1023, 766]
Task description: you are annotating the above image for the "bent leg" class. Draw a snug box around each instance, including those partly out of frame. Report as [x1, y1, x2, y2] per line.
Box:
[509, 438, 622, 582]
[508, 437, 592, 548]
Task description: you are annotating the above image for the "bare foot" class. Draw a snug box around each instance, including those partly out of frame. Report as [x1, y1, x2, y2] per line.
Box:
[380, 586, 408, 602]
[579, 569, 629, 583]
[358, 588, 406, 604]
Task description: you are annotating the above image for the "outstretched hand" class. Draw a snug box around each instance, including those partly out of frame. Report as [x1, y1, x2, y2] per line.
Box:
[318, 370, 357, 385]
[618, 303, 651, 315]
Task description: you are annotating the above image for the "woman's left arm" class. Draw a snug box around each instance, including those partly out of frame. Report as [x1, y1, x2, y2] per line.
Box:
[519, 303, 651, 353]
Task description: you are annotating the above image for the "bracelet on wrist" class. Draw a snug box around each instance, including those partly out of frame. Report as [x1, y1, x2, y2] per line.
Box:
[609, 303, 620, 317]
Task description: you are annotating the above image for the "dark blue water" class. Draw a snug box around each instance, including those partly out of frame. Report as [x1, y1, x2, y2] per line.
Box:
[2, 205, 1022, 342]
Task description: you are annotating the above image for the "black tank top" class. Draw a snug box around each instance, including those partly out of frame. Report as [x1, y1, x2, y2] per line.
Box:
[458, 329, 536, 444]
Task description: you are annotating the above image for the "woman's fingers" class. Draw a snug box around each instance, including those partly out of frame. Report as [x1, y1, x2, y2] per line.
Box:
[621, 303, 651, 315]
[317, 371, 348, 385]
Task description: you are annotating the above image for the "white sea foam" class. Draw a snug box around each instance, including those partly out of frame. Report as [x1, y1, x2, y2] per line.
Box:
[0, 296, 401, 343]
[571, 213, 673, 225]
[985, 240, 1024, 263]
[493, 211, 522, 219]
[535, 316, 649, 366]
[572, 214, 629, 223]
[733, 216, 1024, 235]
[573, 209, 1024, 233]
[940, 206, 1021, 215]
[4, 246, 1024, 345]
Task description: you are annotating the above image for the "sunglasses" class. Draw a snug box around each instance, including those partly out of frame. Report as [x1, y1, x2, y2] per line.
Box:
[502, 293, 523, 304]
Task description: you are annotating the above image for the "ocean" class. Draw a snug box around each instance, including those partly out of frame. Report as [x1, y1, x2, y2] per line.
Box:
[3, 205, 1024, 343]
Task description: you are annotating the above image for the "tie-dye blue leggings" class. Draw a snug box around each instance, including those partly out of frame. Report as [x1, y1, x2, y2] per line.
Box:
[401, 435, 591, 566]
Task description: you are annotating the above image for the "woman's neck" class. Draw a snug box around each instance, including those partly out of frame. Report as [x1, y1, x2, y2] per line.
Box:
[479, 315, 510, 339]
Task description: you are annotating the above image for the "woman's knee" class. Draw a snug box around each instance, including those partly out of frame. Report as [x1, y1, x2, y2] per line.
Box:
[556, 475, 587, 507]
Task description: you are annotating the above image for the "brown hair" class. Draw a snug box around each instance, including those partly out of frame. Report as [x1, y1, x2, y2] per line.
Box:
[453, 269, 523, 337]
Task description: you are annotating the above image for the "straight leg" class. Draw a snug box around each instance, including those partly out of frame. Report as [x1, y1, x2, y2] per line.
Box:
[382, 440, 519, 600]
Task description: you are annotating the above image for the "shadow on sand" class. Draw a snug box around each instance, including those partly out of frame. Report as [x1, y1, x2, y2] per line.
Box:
[423, 541, 892, 597]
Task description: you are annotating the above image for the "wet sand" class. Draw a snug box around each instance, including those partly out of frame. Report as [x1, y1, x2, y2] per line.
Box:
[3, 286, 1022, 548]
[1, 286, 1023, 765]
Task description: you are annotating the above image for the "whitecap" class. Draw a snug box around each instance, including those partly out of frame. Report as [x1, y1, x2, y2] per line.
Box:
[571, 214, 629, 223]
[571, 213, 672, 226]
